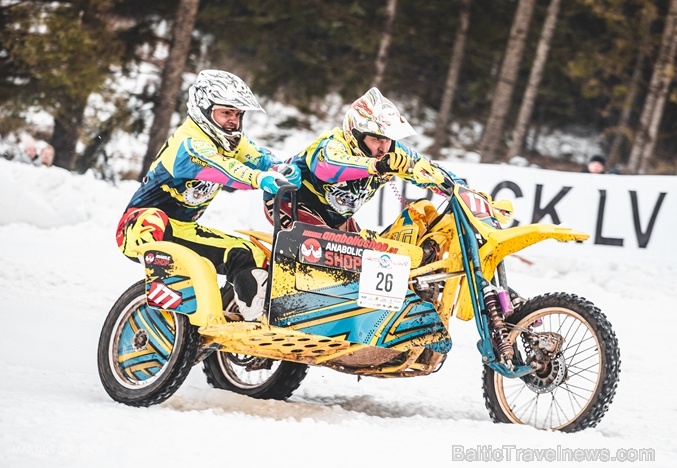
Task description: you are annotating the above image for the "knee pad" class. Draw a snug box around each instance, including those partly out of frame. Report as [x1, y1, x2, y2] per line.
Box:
[116, 208, 170, 259]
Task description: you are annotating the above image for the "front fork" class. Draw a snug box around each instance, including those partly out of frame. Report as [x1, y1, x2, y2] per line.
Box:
[451, 198, 535, 379]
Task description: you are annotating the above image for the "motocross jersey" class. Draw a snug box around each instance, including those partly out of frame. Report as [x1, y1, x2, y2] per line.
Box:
[278, 127, 461, 228]
[126, 118, 276, 222]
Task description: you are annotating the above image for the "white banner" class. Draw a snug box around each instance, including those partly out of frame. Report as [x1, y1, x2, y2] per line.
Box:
[353, 162, 675, 265]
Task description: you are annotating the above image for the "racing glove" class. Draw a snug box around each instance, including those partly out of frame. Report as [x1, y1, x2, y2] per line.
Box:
[373, 152, 412, 176]
[255, 170, 291, 195]
[274, 163, 302, 188]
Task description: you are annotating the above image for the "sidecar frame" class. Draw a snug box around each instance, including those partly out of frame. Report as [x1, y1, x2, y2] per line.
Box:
[130, 184, 452, 377]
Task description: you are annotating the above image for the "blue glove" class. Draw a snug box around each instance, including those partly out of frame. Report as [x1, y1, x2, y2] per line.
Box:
[256, 171, 289, 195]
[274, 163, 302, 187]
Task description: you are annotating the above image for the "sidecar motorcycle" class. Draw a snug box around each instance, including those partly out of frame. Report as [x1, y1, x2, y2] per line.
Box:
[98, 160, 620, 432]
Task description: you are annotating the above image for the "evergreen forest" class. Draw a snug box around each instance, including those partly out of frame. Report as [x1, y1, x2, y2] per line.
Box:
[1, 0, 676, 175]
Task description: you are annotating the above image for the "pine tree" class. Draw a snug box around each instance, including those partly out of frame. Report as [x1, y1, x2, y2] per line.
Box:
[0, 1, 124, 169]
[628, 0, 677, 173]
[479, 0, 537, 163]
[371, 0, 398, 89]
[140, 0, 201, 178]
[508, 0, 562, 160]
[428, 0, 472, 159]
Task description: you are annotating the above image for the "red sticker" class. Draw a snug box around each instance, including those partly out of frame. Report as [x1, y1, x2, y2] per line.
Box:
[147, 281, 183, 309]
[300, 238, 322, 263]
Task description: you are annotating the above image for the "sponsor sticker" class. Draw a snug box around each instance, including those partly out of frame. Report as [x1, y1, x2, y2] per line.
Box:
[147, 281, 183, 309]
[297, 229, 399, 272]
[144, 252, 172, 267]
[192, 139, 218, 158]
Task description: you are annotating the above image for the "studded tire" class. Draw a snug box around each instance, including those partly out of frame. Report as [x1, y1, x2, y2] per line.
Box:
[482, 292, 620, 432]
[202, 286, 309, 400]
[97, 280, 200, 407]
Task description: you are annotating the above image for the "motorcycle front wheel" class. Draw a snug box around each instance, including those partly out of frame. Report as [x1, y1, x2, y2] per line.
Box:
[202, 286, 309, 400]
[482, 292, 620, 432]
[97, 280, 200, 407]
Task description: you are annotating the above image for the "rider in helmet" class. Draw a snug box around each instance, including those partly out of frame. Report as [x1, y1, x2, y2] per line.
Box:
[263, 87, 464, 231]
[116, 70, 300, 320]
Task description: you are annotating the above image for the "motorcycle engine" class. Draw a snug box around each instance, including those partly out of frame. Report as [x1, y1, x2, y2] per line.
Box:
[420, 238, 441, 265]
[413, 238, 442, 303]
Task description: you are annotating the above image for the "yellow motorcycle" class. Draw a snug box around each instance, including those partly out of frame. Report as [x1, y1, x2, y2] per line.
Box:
[97, 159, 620, 432]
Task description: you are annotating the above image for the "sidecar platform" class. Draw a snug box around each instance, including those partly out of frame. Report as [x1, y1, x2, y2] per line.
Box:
[199, 321, 354, 362]
[199, 320, 446, 377]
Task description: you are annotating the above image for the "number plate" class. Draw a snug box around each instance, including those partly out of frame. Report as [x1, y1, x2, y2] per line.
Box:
[358, 250, 411, 310]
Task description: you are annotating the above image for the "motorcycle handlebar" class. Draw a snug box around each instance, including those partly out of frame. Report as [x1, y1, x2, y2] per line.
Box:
[273, 181, 299, 234]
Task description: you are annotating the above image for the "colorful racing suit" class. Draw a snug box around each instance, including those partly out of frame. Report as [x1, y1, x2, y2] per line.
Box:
[264, 127, 464, 231]
[117, 117, 276, 280]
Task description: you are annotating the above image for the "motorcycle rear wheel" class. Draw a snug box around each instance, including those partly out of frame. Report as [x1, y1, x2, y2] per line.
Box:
[202, 286, 309, 400]
[97, 280, 199, 407]
[482, 292, 620, 432]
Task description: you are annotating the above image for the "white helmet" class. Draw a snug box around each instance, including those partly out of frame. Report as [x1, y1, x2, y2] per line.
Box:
[342, 87, 417, 157]
[187, 70, 264, 150]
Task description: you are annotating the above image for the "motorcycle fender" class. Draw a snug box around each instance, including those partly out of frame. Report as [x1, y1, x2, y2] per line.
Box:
[449, 225, 588, 322]
[130, 241, 225, 327]
[482, 224, 589, 273]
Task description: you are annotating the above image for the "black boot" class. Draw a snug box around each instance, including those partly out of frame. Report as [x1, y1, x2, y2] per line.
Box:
[232, 268, 268, 321]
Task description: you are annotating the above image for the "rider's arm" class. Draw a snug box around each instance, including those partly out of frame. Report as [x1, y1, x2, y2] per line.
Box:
[396, 143, 467, 188]
[185, 137, 276, 190]
[308, 136, 377, 183]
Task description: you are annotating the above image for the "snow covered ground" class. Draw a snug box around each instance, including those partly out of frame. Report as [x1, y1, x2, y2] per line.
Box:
[1, 158, 675, 467]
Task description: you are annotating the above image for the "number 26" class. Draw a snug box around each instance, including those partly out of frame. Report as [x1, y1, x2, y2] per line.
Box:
[376, 272, 393, 292]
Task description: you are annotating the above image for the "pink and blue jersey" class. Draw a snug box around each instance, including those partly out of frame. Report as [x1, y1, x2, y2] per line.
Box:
[282, 127, 462, 228]
[126, 118, 276, 222]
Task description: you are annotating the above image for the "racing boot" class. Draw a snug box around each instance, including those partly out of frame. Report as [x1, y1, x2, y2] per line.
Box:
[233, 268, 268, 321]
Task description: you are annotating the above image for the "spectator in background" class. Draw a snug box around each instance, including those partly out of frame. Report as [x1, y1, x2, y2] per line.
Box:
[14, 135, 39, 166]
[582, 154, 607, 174]
[39, 144, 55, 167]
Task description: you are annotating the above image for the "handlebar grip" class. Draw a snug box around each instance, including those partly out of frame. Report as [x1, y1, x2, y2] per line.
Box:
[274, 179, 294, 188]
[277, 165, 295, 178]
